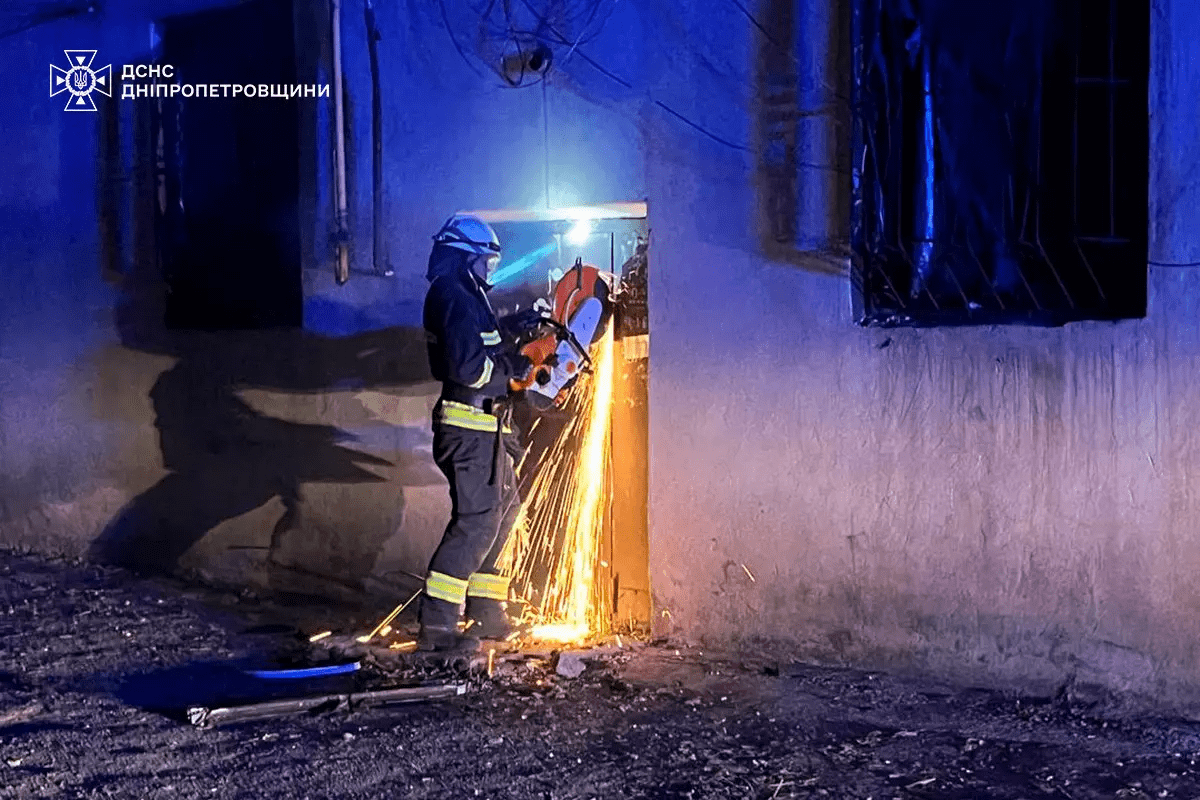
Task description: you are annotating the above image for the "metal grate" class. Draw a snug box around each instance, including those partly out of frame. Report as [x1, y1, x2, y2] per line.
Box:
[850, 0, 1149, 327]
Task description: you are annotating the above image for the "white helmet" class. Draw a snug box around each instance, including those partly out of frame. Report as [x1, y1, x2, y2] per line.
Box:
[432, 214, 501, 257]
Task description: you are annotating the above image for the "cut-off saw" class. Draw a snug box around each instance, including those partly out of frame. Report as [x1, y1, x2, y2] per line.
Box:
[508, 257, 613, 410]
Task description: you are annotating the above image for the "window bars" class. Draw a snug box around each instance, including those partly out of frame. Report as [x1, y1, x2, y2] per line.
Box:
[850, 0, 1149, 326]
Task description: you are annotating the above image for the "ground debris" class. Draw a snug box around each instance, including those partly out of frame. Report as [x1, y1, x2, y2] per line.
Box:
[6, 548, 1200, 799]
[0, 701, 43, 728]
[554, 651, 587, 678]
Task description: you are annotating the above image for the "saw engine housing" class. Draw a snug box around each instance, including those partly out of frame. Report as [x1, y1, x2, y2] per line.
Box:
[509, 258, 613, 409]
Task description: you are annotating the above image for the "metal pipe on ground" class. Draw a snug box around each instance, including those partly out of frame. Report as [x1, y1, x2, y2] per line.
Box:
[187, 683, 468, 729]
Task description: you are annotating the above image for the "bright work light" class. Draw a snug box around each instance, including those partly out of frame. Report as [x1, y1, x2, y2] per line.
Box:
[566, 220, 592, 245]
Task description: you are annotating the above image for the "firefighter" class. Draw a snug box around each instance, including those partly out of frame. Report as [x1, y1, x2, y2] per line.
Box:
[417, 213, 533, 652]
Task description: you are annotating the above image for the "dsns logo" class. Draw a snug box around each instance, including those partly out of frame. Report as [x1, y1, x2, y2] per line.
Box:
[50, 50, 112, 111]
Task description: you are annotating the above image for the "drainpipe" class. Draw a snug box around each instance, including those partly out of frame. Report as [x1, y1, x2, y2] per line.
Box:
[910, 38, 936, 299]
[332, 0, 350, 284]
[365, 0, 391, 276]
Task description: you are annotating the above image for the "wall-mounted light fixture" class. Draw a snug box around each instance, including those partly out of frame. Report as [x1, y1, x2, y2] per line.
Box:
[501, 40, 553, 86]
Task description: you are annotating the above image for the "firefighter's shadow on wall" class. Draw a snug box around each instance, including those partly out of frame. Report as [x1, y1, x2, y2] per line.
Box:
[90, 293, 443, 596]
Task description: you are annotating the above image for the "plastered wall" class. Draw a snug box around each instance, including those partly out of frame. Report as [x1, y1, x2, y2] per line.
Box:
[3, 0, 1199, 711]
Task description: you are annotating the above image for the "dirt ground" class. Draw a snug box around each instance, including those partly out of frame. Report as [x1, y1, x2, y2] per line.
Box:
[4, 549, 1200, 799]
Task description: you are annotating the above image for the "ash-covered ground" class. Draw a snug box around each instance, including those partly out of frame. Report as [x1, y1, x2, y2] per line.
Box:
[3, 548, 1200, 799]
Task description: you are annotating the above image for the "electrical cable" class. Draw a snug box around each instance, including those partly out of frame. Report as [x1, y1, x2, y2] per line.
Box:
[511, 0, 613, 55]
[501, 1, 843, 168]
[568, 45, 631, 89]
[471, 0, 556, 87]
[725, 0, 853, 105]
[567, 39, 847, 171]
[652, 99, 748, 152]
[442, 0, 845, 169]
[1149, 260, 1200, 267]
[727, 0, 785, 54]
[510, 6, 751, 153]
[438, 0, 491, 81]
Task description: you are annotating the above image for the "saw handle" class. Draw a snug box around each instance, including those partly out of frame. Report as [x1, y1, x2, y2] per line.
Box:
[507, 320, 589, 394]
[508, 338, 557, 393]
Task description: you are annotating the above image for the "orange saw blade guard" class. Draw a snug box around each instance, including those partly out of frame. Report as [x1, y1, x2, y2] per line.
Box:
[510, 259, 612, 407]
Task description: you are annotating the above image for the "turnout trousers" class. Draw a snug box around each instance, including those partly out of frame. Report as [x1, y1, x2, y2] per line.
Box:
[419, 421, 522, 632]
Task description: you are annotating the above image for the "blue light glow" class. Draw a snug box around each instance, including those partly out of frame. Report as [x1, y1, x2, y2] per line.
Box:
[490, 240, 559, 285]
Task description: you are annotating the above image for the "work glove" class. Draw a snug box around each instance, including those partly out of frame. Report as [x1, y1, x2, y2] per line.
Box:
[503, 430, 526, 462]
[495, 350, 534, 382]
[499, 305, 551, 338]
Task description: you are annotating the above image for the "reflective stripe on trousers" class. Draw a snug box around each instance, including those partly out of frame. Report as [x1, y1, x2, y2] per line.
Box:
[466, 572, 510, 601]
[418, 422, 522, 628]
[425, 571, 469, 605]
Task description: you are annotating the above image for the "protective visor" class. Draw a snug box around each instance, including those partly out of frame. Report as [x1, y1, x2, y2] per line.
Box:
[433, 228, 501, 256]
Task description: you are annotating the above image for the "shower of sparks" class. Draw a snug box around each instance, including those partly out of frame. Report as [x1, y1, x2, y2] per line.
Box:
[357, 589, 421, 644]
[499, 329, 616, 644]
[530, 623, 589, 643]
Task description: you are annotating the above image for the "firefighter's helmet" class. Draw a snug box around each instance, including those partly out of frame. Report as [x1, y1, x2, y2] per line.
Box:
[432, 214, 502, 257]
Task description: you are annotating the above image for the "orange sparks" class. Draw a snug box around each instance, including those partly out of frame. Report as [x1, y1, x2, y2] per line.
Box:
[500, 329, 616, 644]
[358, 588, 421, 644]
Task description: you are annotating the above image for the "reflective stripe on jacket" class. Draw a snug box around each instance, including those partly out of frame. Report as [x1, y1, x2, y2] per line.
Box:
[424, 253, 523, 431]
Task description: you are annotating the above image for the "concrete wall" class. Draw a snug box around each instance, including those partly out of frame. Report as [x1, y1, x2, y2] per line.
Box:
[0, 0, 450, 601]
[645, 0, 1200, 713]
[291, 0, 650, 599]
[0, 0, 649, 603]
[4, 0, 1200, 711]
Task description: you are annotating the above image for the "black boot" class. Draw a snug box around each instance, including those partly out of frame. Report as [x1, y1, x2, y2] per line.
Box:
[465, 597, 520, 641]
[416, 625, 480, 653]
[417, 595, 480, 653]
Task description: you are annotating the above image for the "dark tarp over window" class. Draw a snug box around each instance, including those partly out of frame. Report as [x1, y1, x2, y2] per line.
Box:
[851, 0, 1149, 327]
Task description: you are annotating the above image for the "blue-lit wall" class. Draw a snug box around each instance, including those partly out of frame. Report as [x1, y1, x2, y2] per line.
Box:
[0, 7, 171, 552]
[4, 0, 1200, 710]
[640, 0, 1200, 712]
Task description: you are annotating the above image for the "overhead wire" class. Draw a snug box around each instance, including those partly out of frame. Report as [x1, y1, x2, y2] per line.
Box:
[438, 0, 491, 81]
[725, 0, 854, 105]
[558, 0, 603, 63]
[435, 0, 846, 170]
[568, 37, 847, 171]
[512, 3, 757, 155]
[519, 1, 846, 169]
[517, 0, 613, 58]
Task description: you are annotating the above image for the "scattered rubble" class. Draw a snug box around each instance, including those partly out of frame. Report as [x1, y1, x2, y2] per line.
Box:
[0, 701, 42, 729]
[554, 651, 587, 678]
[5, 547, 1200, 799]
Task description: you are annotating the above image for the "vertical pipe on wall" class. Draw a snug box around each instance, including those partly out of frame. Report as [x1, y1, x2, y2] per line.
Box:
[542, 79, 551, 209]
[331, 0, 350, 284]
[365, 0, 391, 276]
